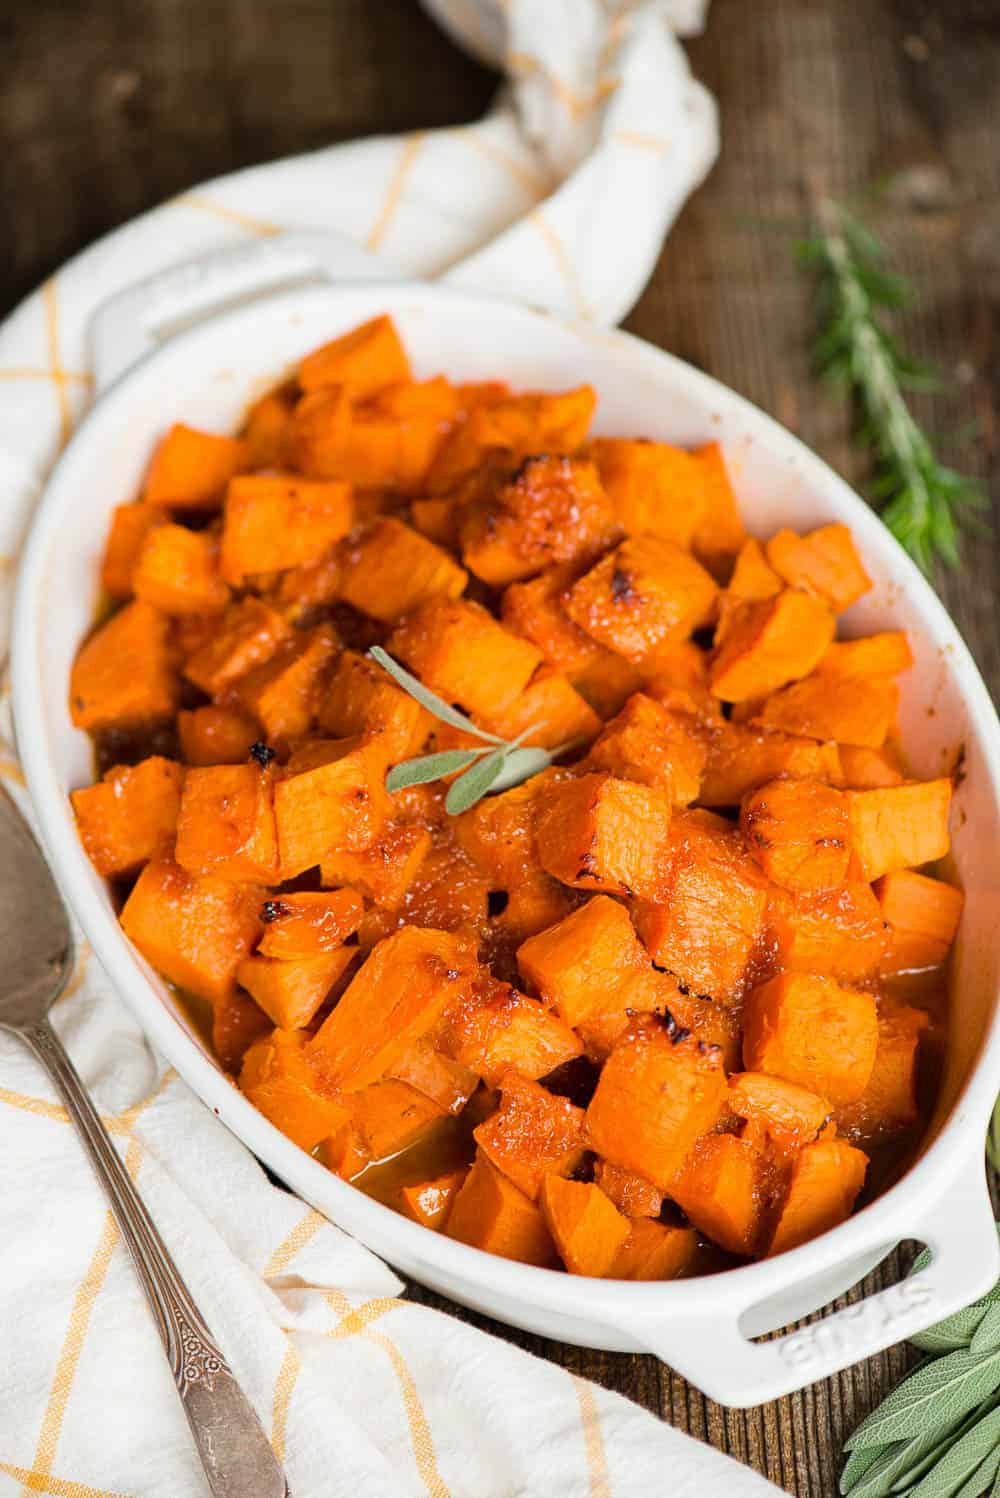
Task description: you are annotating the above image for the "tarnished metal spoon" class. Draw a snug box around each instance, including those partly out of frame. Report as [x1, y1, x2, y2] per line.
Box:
[0, 785, 289, 1497]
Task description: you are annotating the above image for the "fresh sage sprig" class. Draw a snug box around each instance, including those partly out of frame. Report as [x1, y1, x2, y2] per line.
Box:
[797, 198, 984, 574]
[369, 646, 567, 814]
[841, 1228, 1000, 1498]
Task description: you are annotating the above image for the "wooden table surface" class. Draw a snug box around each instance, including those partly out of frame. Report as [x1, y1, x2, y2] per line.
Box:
[4, 2, 998, 1493]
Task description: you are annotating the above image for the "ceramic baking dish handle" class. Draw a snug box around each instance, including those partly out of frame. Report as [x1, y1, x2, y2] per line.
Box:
[610, 1155, 998, 1408]
[89, 231, 395, 391]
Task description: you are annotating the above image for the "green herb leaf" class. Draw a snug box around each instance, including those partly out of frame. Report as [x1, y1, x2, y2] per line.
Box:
[988, 1098, 1000, 1174]
[368, 647, 505, 744]
[911, 1304, 992, 1355]
[385, 749, 485, 791]
[844, 1347, 1000, 1452]
[489, 746, 554, 794]
[970, 1305, 1000, 1360]
[909, 1404, 1000, 1497]
[444, 746, 508, 815]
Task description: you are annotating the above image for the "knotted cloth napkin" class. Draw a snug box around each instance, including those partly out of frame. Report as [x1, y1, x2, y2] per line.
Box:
[0, 2, 783, 1492]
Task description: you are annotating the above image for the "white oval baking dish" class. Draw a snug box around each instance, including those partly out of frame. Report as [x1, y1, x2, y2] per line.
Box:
[12, 243, 1000, 1408]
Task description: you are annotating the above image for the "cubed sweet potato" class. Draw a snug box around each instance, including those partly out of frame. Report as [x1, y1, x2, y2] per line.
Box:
[728, 1071, 832, 1154]
[876, 869, 964, 973]
[563, 536, 718, 664]
[587, 437, 707, 549]
[608, 1219, 697, 1280]
[765, 524, 872, 612]
[690, 442, 745, 571]
[298, 315, 410, 396]
[592, 1161, 663, 1219]
[292, 386, 446, 490]
[178, 705, 260, 766]
[320, 822, 431, 909]
[235, 626, 338, 748]
[349, 1079, 448, 1159]
[714, 538, 783, 646]
[183, 598, 292, 697]
[446, 1153, 558, 1266]
[586, 692, 706, 805]
[709, 589, 836, 702]
[644, 638, 714, 713]
[239, 1028, 347, 1151]
[765, 882, 887, 982]
[398, 1168, 468, 1231]
[535, 772, 673, 901]
[754, 675, 898, 749]
[274, 737, 390, 877]
[633, 811, 767, 1003]
[120, 859, 263, 1006]
[72, 756, 184, 879]
[212, 988, 272, 1073]
[838, 743, 905, 789]
[697, 719, 842, 807]
[585, 1021, 728, 1191]
[70, 601, 179, 732]
[429, 387, 596, 491]
[257, 889, 363, 959]
[516, 894, 649, 1029]
[474, 1071, 586, 1200]
[741, 778, 851, 892]
[175, 764, 279, 882]
[220, 475, 353, 584]
[846, 780, 952, 881]
[461, 456, 617, 585]
[815, 632, 914, 681]
[320, 649, 432, 760]
[101, 504, 166, 598]
[766, 1137, 868, 1257]
[131, 523, 229, 617]
[143, 423, 248, 510]
[671, 1133, 769, 1257]
[743, 972, 878, 1105]
[387, 597, 542, 719]
[309, 925, 478, 1090]
[387, 1040, 478, 1115]
[836, 1005, 931, 1144]
[241, 386, 294, 468]
[541, 1175, 631, 1277]
[478, 668, 601, 752]
[452, 769, 563, 892]
[238, 948, 354, 1030]
[439, 976, 583, 1087]
[338, 517, 467, 623]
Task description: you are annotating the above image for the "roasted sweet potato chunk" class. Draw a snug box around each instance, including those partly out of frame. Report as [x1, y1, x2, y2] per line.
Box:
[754, 675, 897, 749]
[429, 386, 596, 491]
[241, 387, 294, 469]
[541, 1176, 631, 1277]
[876, 869, 963, 973]
[320, 823, 431, 909]
[479, 669, 601, 752]
[274, 737, 390, 877]
[517, 895, 649, 1029]
[398, 1168, 468, 1231]
[728, 1072, 832, 1154]
[439, 977, 583, 1087]
[309, 926, 478, 1090]
[70, 601, 179, 733]
[765, 524, 872, 612]
[220, 475, 353, 584]
[563, 536, 718, 665]
[132, 523, 229, 616]
[388, 597, 542, 719]
[697, 718, 842, 807]
[121, 859, 263, 1006]
[815, 632, 914, 681]
[743, 972, 878, 1106]
[741, 778, 851, 892]
[388, 1041, 478, 1116]
[709, 589, 835, 703]
[690, 442, 745, 571]
[257, 889, 363, 958]
[183, 598, 292, 698]
[586, 693, 706, 805]
[320, 649, 432, 760]
[846, 780, 952, 881]
[235, 626, 338, 748]
[143, 423, 248, 510]
[238, 948, 354, 1030]
[446, 1153, 558, 1266]
[461, 455, 617, 585]
[72, 757, 183, 879]
[671, 1133, 769, 1257]
[609, 1219, 697, 1280]
[836, 1004, 930, 1144]
[178, 705, 260, 766]
[239, 1028, 346, 1151]
[175, 764, 279, 882]
[474, 1071, 586, 1200]
[633, 811, 767, 1004]
[766, 1137, 868, 1256]
[587, 437, 707, 549]
[535, 772, 673, 901]
[349, 1079, 448, 1159]
[765, 882, 886, 983]
[338, 517, 467, 622]
[101, 504, 166, 598]
[592, 1161, 663, 1219]
[585, 1021, 728, 1191]
[298, 314, 410, 397]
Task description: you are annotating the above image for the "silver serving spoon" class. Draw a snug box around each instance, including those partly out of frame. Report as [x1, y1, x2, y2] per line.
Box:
[0, 785, 289, 1497]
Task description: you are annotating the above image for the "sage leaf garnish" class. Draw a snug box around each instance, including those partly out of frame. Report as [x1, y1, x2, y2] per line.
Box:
[370, 647, 574, 813]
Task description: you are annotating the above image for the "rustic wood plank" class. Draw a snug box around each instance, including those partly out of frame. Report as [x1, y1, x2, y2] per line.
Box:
[2, 2, 997, 1494]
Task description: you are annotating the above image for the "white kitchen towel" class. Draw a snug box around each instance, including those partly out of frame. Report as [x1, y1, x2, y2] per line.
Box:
[0, 3, 783, 1494]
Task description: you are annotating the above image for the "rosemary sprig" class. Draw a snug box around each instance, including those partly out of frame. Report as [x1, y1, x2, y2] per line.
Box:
[798, 199, 984, 574]
[369, 646, 565, 814]
[841, 1230, 1000, 1497]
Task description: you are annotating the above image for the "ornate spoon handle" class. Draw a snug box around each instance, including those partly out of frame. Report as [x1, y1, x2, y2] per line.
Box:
[20, 1018, 290, 1497]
